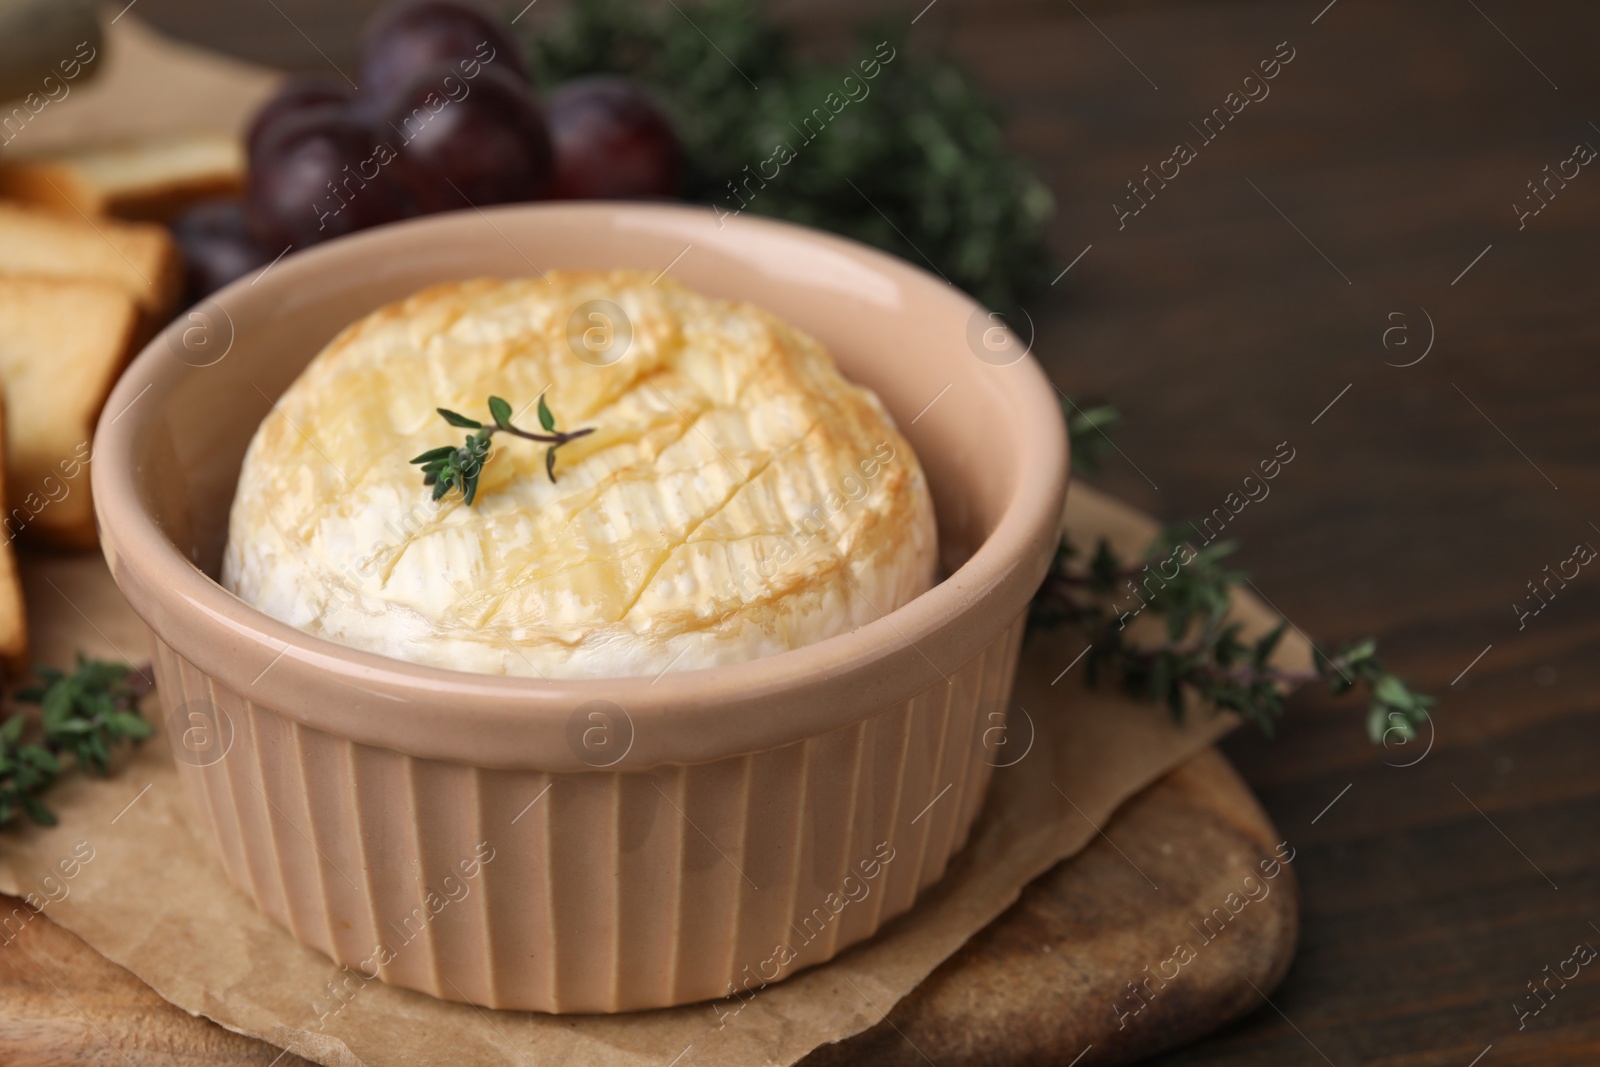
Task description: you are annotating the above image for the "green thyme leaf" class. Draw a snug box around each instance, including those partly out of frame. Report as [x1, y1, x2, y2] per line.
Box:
[1067, 403, 1123, 475]
[531, 0, 1058, 310]
[1029, 397, 1436, 746]
[2, 657, 154, 830]
[416, 396, 595, 503]
[22, 796, 56, 827]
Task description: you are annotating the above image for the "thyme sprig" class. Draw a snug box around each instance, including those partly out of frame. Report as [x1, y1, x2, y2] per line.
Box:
[412, 394, 595, 504]
[2, 658, 154, 828]
[1034, 401, 1435, 744]
[533, 0, 1058, 310]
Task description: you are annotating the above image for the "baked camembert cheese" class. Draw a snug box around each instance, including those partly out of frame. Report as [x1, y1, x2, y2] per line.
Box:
[223, 271, 937, 679]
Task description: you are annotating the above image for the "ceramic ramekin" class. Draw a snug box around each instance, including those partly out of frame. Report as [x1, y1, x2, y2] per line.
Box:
[91, 203, 1068, 1013]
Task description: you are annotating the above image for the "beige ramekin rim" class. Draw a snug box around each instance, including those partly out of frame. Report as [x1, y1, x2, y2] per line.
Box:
[92, 203, 1069, 771]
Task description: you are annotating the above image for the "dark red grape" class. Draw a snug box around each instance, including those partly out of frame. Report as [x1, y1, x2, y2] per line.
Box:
[380, 64, 553, 213]
[171, 199, 276, 301]
[246, 111, 412, 248]
[358, 0, 528, 115]
[547, 77, 683, 200]
[246, 76, 353, 161]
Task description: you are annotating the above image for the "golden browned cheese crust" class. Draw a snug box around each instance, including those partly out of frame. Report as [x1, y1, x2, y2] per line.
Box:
[224, 271, 937, 679]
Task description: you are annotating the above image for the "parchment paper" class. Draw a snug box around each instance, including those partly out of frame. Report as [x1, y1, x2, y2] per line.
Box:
[0, 483, 1308, 1067]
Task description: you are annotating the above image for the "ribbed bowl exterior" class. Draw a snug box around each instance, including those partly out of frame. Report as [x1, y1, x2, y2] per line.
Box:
[152, 616, 1024, 1013]
[98, 204, 1070, 1015]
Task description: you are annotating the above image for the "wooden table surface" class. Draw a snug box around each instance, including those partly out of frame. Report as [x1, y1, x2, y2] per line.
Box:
[112, 0, 1600, 1063]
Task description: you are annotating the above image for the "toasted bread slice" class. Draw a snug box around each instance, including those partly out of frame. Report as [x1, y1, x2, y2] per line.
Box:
[0, 393, 28, 677]
[0, 202, 180, 319]
[0, 277, 139, 549]
[0, 134, 245, 223]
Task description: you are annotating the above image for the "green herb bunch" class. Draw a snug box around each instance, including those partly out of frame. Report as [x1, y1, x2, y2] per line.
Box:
[1, 658, 153, 828]
[530, 0, 1058, 310]
[413, 394, 594, 504]
[1034, 402, 1435, 744]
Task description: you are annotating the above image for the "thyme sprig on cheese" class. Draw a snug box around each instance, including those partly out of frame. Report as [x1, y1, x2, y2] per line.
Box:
[412, 394, 595, 504]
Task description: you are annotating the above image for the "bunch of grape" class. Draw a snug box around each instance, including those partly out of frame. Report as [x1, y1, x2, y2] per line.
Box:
[175, 0, 682, 299]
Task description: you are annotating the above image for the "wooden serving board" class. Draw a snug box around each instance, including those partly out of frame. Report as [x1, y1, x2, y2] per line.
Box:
[0, 747, 1293, 1067]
